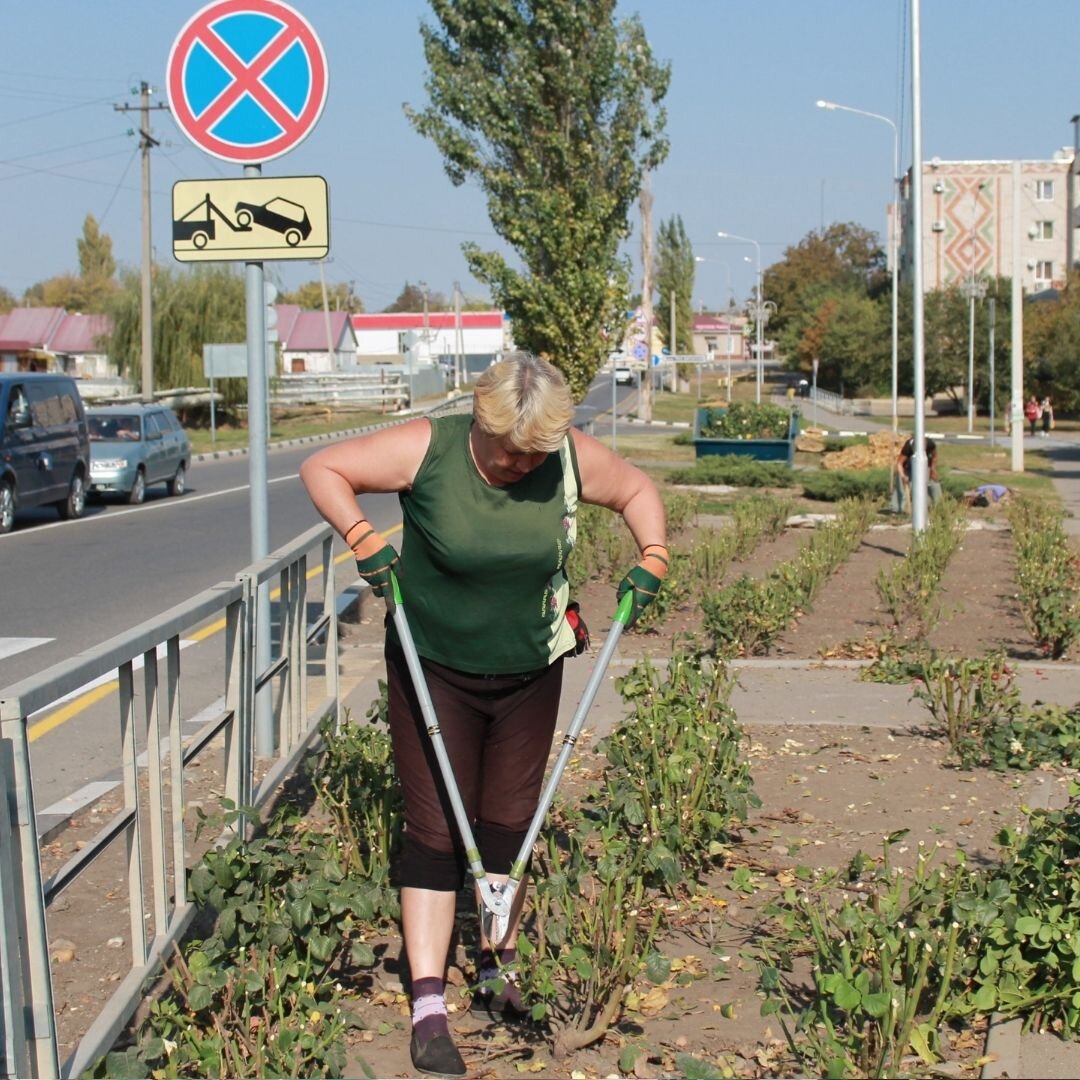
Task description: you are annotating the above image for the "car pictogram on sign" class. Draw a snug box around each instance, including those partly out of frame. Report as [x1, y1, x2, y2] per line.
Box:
[234, 196, 312, 246]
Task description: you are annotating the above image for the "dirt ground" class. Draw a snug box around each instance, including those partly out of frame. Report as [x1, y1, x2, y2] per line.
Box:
[335, 510, 1071, 1080]
[41, 507, 1072, 1077]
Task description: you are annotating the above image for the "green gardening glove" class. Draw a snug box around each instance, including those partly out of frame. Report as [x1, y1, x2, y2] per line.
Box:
[616, 563, 663, 627]
[355, 542, 400, 598]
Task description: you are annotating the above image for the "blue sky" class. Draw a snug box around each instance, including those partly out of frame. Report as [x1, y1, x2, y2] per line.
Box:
[3, 1, 1077, 314]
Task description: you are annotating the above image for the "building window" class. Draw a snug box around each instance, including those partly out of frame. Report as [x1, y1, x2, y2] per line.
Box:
[1035, 220, 1054, 240]
[1036, 179, 1054, 201]
[1035, 260, 1053, 283]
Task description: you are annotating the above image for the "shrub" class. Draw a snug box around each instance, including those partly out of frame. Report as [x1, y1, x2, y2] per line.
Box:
[667, 455, 795, 488]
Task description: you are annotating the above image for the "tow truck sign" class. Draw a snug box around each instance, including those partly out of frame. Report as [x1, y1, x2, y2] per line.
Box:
[167, 0, 328, 164]
[171, 175, 329, 262]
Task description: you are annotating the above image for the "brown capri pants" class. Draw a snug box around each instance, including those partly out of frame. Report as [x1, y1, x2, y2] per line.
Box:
[385, 643, 564, 892]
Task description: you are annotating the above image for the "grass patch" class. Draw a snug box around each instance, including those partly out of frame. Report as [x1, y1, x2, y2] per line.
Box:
[187, 407, 389, 455]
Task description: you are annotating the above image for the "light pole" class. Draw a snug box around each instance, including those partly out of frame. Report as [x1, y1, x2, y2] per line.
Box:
[964, 274, 987, 432]
[816, 99, 900, 437]
[717, 230, 764, 402]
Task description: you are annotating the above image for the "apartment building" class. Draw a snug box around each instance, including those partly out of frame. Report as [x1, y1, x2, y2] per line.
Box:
[898, 150, 1076, 295]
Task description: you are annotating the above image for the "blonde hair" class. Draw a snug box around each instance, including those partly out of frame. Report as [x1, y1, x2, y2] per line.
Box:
[473, 352, 574, 452]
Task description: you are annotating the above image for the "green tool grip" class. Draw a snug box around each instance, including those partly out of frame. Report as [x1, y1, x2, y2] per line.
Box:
[390, 568, 404, 608]
[614, 590, 634, 625]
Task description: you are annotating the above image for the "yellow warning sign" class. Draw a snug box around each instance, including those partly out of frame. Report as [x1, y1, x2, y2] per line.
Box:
[171, 175, 329, 262]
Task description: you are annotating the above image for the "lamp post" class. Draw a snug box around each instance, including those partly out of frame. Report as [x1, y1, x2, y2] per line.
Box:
[964, 274, 988, 432]
[816, 99, 900, 437]
[717, 230, 764, 402]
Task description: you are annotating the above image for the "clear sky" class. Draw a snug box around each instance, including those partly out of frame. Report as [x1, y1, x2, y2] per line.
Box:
[3, 1, 1077, 314]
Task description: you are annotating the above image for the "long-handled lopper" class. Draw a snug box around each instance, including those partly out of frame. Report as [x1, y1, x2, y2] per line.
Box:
[386, 570, 633, 946]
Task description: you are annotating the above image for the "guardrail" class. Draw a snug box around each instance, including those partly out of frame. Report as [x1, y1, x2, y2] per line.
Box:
[272, 370, 409, 409]
[0, 525, 339, 1079]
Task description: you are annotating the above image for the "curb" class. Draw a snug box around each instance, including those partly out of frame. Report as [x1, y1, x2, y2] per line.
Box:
[191, 418, 409, 463]
[979, 780, 1055, 1080]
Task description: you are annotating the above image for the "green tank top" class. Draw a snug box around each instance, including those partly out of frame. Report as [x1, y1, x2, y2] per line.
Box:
[393, 413, 580, 674]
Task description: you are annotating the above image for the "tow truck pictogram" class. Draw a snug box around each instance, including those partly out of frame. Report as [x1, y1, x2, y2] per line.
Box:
[172, 194, 253, 249]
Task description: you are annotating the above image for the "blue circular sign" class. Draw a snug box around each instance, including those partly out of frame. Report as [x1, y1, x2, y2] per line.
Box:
[167, 0, 328, 164]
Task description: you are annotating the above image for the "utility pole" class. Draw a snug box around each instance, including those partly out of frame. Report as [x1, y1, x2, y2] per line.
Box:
[453, 281, 464, 390]
[669, 288, 676, 393]
[638, 180, 654, 422]
[317, 257, 336, 369]
[1070, 115, 1080, 280]
[114, 82, 168, 402]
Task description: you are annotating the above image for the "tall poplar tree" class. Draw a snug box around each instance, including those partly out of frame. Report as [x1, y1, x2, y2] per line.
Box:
[406, 0, 670, 399]
[654, 214, 695, 354]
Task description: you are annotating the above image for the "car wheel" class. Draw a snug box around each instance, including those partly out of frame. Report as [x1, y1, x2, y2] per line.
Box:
[167, 463, 187, 497]
[0, 480, 14, 534]
[128, 468, 146, 505]
[193, 231, 210, 250]
[285, 228, 302, 247]
[236, 209, 253, 228]
[59, 471, 86, 520]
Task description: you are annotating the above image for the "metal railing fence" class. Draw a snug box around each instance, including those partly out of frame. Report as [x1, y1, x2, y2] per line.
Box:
[0, 524, 339, 1079]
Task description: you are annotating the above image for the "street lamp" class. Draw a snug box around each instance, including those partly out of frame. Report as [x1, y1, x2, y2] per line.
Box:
[816, 99, 900, 437]
[717, 230, 765, 402]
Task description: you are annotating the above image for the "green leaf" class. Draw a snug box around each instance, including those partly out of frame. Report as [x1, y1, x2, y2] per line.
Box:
[973, 982, 997, 1012]
[1015, 915, 1041, 936]
[909, 1022, 938, 1065]
[618, 1046, 639, 1073]
[644, 952, 672, 985]
[832, 978, 861, 1012]
[862, 991, 892, 1018]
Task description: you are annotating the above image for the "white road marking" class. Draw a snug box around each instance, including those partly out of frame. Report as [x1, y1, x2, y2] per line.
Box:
[28, 639, 196, 718]
[0, 637, 53, 661]
[2, 473, 300, 540]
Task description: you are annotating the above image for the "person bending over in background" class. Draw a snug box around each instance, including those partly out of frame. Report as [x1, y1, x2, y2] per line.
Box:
[300, 352, 668, 1078]
[892, 435, 942, 513]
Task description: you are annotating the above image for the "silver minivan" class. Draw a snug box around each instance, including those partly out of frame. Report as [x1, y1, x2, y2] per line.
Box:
[0, 373, 90, 534]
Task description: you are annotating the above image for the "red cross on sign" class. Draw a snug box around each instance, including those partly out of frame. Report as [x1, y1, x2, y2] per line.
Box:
[167, 0, 328, 165]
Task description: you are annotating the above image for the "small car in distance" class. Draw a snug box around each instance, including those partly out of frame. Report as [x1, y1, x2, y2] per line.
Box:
[87, 405, 191, 504]
[614, 364, 634, 386]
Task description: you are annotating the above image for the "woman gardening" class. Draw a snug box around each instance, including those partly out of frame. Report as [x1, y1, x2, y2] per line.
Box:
[300, 353, 668, 1077]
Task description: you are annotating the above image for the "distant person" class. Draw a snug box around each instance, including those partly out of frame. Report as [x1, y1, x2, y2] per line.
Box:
[1041, 396, 1054, 437]
[891, 435, 941, 513]
[1024, 396, 1041, 437]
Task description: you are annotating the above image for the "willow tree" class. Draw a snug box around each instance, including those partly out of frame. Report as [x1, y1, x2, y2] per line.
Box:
[406, 0, 670, 400]
[107, 265, 247, 405]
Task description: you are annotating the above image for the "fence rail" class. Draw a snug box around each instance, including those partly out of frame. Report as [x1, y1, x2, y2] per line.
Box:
[0, 525, 340, 1079]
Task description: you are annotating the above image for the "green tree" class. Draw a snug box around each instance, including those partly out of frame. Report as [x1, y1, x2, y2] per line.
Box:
[383, 282, 450, 313]
[654, 214, 694, 354]
[795, 287, 887, 394]
[279, 280, 364, 312]
[1023, 274, 1080, 412]
[76, 214, 118, 312]
[22, 274, 89, 311]
[0, 286, 14, 314]
[106, 265, 247, 405]
[406, 0, 670, 399]
[767, 223, 886, 351]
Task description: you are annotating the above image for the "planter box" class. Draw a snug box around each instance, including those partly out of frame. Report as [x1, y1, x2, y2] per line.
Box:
[692, 407, 800, 465]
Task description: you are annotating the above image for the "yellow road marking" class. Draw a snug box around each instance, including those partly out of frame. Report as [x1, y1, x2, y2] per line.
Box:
[31, 524, 402, 736]
[29, 682, 118, 743]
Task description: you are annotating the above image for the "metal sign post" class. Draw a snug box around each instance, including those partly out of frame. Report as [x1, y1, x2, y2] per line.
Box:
[168, 0, 329, 757]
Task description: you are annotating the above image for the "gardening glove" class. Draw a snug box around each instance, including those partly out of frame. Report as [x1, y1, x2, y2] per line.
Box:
[564, 601, 590, 656]
[616, 546, 669, 627]
[353, 532, 400, 599]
